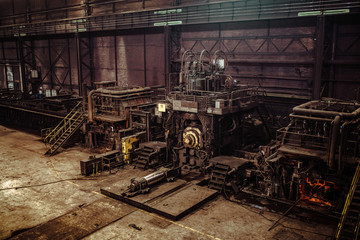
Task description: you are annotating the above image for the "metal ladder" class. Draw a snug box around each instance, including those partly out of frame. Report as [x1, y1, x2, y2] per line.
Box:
[335, 161, 360, 240]
[208, 163, 230, 193]
[43, 101, 84, 156]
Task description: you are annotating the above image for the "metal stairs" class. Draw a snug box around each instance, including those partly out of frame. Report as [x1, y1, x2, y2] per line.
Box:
[43, 101, 84, 156]
[134, 146, 155, 170]
[208, 163, 230, 192]
[335, 161, 360, 240]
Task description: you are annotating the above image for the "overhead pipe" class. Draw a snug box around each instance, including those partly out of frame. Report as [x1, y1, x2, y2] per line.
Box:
[292, 100, 360, 170]
[293, 100, 360, 119]
[179, 50, 194, 85]
[198, 49, 211, 72]
[87, 89, 99, 122]
[338, 121, 350, 175]
[329, 115, 341, 169]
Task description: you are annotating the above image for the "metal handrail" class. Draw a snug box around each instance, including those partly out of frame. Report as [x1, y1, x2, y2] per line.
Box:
[48, 108, 81, 144]
[335, 160, 360, 239]
[41, 128, 53, 142]
[43, 101, 82, 147]
[47, 105, 84, 153]
[48, 112, 83, 152]
[44, 101, 82, 142]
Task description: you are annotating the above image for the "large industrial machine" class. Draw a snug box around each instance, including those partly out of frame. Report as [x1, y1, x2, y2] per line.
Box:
[165, 50, 267, 171]
[235, 99, 360, 209]
[122, 167, 181, 197]
[162, 50, 360, 220]
[82, 51, 360, 239]
[85, 85, 164, 151]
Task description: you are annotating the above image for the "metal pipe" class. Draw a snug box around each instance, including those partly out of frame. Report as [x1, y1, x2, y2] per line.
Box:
[338, 121, 350, 175]
[143, 171, 166, 185]
[289, 113, 333, 122]
[87, 89, 99, 122]
[228, 168, 236, 175]
[329, 115, 341, 169]
[293, 100, 360, 119]
[180, 50, 194, 85]
[199, 49, 210, 72]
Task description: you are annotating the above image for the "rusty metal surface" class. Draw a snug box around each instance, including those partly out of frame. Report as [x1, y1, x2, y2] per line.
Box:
[101, 178, 218, 221]
[149, 185, 218, 220]
[10, 198, 136, 240]
[101, 179, 187, 204]
[209, 156, 249, 169]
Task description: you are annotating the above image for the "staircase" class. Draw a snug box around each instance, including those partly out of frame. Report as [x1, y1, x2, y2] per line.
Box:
[134, 146, 155, 169]
[335, 161, 360, 240]
[43, 101, 84, 156]
[208, 163, 230, 192]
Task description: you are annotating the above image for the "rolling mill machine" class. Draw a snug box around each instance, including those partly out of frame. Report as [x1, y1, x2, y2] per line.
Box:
[165, 49, 267, 172]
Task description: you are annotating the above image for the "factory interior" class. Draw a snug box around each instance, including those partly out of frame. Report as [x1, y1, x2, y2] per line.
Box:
[0, 0, 360, 239]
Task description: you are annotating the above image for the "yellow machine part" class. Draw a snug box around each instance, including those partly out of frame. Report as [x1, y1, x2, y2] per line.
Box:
[183, 127, 202, 148]
[121, 135, 139, 164]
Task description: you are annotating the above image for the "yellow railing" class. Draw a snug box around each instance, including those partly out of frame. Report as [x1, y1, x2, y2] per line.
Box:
[43, 101, 83, 153]
[41, 127, 53, 141]
[335, 160, 360, 239]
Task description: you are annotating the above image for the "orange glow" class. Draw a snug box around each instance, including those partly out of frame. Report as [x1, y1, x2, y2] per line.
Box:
[299, 178, 333, 207]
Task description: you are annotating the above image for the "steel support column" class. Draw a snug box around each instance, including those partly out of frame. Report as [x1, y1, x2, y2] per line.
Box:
[76, 33, 83, 94]
[48, 39, 54, 89]
[328, 22, 337, 98]
[114, 32, 118, 85]
[144, 31, 147, 86]
[164, 26, 170, 92]
[1, 40, 5, 61]
[76, 33, 93, 94]
[313, 16, 325, 100]
[67, 38, 73, 91]
[1, 40, 6, 88]
[88, 34, 94, 89]
[18, 38, 26, 93]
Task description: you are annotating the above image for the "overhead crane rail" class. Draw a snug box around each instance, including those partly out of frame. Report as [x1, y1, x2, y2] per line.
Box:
[0, 0, 359, 38]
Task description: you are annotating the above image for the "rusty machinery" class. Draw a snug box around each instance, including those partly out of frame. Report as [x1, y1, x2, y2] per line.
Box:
[122, 167, 181, 197]
[237, 99, 360, 209]
[85, 86, 164, 151]
[165, 49, 266, 171]
[164, 50, 360, 211]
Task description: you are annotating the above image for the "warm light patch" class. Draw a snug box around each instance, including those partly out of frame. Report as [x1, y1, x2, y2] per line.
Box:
[299, 178, 335, 207]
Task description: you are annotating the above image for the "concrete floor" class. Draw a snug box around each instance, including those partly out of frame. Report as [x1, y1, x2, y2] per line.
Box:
[0, 125, 336, 240]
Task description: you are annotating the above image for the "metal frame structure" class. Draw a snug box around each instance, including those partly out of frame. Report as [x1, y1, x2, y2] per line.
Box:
[0, 1, 359, 38]
[0, 0, 359, 110]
